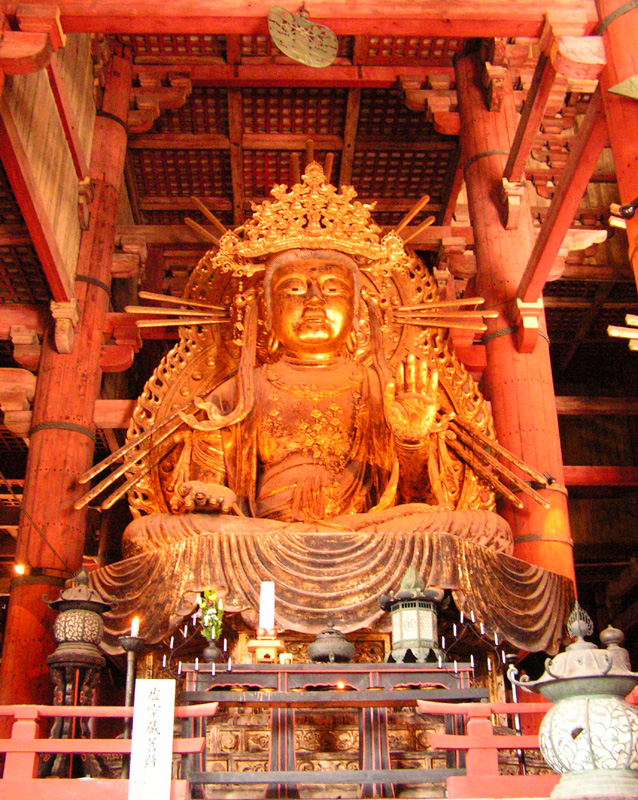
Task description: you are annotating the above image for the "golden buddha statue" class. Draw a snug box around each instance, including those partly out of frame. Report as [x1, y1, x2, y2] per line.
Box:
[84, 164, 572, 653]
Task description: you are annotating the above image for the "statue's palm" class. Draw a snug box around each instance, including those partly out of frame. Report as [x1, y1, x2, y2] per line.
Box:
[384, 356, 439, 445]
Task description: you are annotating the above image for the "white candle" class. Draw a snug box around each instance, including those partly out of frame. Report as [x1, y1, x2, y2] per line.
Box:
[183, 624, 188, 638]
[259, 581, 275, 631]
[453, 623, 457, 637]
[212, 662, 215, 676]
[441, 636, 446, 650]
[178, 661, 182, 675]
[438, 655, 442, 668]
[131, 616, 140, 637]
[195, 658, 199, 671]
[162, 654, 167, 668]
[219, 598, 223, 611]
[169, 636, 174, 649]
[471, 610, 475, 623]
[227, 657, 232, 672]
[223, 638, 227, 651]
[460, 612, 464, 624]
[494, 632, 499, 646]
[192, 614, 197, 625]
[470, 654, 475, 669]
[487, 657, 492, 673]
[480, 622, 485, 635]
[454, 660, 458, 673]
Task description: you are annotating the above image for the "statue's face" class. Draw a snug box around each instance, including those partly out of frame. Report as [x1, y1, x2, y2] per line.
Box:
[270, 257, 355, 360]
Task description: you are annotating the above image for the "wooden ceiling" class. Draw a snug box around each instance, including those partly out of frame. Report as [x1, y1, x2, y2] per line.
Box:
[1, 2, 637, 597]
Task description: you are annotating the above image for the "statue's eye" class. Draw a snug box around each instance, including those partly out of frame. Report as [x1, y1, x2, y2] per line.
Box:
[321, 277, 348, 295]
[278, 277, 307, 295]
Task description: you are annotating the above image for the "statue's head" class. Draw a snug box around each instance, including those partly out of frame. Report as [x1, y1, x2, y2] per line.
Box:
[263, 249, 360, 361]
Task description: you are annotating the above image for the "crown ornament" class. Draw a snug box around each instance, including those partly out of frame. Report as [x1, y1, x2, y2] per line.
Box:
[214, 162, 412, 279]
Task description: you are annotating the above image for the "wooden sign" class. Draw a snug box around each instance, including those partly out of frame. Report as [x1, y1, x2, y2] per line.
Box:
[129, 679, 176, 800]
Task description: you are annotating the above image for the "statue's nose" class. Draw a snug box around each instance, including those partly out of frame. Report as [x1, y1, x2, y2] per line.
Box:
[305, 281, 325, 303]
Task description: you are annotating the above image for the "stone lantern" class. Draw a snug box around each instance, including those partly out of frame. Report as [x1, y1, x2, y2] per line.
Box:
[509, 604, 638, 799]
[41, 568, 111, 777]
[379, 566, 445, 663]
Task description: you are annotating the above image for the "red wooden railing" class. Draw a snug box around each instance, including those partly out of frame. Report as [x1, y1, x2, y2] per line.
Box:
[0, 698, 558, 799]
[418, 699, 559, 798]
[0, 702, 217, 800]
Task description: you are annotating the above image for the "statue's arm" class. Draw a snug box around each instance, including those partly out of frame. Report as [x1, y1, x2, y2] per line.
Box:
[383, 356, 452, 505]
[168, 384, 238, 513]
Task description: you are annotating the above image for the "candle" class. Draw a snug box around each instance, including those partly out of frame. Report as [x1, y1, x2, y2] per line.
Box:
[487, 657, 492, 673]
[131, 616, 140, 637]
[178, 661, 182, 675]
[183, 624, 188, 638]
[438, 655, 442, 668]
[162, 654, 167, 668]
[470, 610, 475, 623]
[169, 636, 174, 649]
[259, 581, 276, 632]
[219, 598, 223, 611]
[454, 660, 458, 673]
[453, 623, 457, 638]
[441, 636, 446, 650]
[480, 622, 485, 635]
[227, 657, 232, 672]
[223, 638, 227, 652]
[494, 632, 499, 646]
[192, 614, 197, 625]
[212, 662, 215, 676]
[195, 657, 199, 671]
[460, 612, 464, 624]
[470, 654, 475, 668]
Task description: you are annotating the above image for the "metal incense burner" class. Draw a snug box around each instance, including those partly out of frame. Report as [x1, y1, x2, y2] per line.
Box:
[509, 604, 638, 799]
[307, 621, 355, 663]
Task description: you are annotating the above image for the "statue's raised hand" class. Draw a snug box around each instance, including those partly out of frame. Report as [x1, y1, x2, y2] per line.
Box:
[170, 480, 237, 514]
[383, 355, 440, 446]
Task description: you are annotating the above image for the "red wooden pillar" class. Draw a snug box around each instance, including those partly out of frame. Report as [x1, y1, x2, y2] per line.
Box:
[0, 52, 131, 707]
[596, 0, 638, 285]
[455, 44, 574, 582]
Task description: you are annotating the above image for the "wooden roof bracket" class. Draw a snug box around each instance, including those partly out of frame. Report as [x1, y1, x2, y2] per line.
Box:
[501, 16, 606, 232]
[398, 74, 460, 136]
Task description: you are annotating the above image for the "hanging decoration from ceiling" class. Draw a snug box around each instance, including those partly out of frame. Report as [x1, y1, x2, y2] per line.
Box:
[267, 4, 338, 67]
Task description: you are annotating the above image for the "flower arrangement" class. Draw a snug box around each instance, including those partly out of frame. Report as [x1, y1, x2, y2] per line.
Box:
[196, 588, 224, 642]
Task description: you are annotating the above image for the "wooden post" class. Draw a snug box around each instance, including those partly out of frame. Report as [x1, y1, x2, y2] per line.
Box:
[0, 51, 132, 710]
[596, 0, 638, 285]
[455, 44, 574, 581]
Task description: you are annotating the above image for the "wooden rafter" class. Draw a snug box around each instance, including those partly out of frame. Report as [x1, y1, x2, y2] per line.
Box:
[227, 87, 245, 226]
[516, 88, 608, 303]
[555, 282, 615, 374]
[0, 95, 73, 302]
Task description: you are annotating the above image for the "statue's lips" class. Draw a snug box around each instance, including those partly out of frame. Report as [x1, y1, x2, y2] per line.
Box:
[300, 309, 328, 324]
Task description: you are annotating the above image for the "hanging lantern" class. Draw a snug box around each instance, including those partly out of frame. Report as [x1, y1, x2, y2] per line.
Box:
[379, 566, 445, 663]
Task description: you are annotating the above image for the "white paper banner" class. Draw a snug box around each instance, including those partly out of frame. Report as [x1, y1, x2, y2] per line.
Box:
[128, 679, 176, 800]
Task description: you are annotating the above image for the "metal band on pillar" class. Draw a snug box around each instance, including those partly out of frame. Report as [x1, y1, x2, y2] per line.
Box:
[76, 274, 111, 296]
[29, 421, 96, 441]
[462, 149, 510, 181]
[96, 109, 129, 135]
[596, 0, 638, 32]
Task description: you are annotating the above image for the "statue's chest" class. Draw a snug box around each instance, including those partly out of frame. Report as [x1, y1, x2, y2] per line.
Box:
[258, 368, 364, 471]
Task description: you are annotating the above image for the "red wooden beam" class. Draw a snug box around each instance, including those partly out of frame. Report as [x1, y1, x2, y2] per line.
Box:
[46, 53, 90, 180]
[504, 48, 556, 182]
[55, 0, 597, 37]
[516, 88, 608, 303]
[0, 96, 73, 302]
[563, 466, 638, 486]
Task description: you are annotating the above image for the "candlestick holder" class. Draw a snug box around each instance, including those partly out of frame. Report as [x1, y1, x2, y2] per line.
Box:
[118, 634, 145, 778]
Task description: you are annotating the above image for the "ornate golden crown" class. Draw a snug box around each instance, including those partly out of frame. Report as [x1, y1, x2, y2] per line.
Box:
[213, 162, 411, 279]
